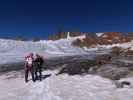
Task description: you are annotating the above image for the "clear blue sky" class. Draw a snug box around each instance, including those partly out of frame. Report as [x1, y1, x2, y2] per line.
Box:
[0, 0, 133, 39]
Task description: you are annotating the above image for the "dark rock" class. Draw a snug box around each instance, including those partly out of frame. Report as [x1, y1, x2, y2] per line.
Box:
[0, 62, 24, 73]
[114, 81, 131, 88]
[57, 60, 97, 75]
[96, 64, 129, 80]
[95, 54, 112, 65]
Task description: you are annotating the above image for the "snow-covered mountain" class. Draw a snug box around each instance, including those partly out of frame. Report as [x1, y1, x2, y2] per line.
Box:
[0, 35, 88, 64]
[0, 34, 133, 100]
[0, 33, 133, 64]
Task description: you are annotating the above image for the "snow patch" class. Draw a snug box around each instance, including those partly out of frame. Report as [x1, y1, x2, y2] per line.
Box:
[96, 33, 104, 37]
[1, 71, 133, 100]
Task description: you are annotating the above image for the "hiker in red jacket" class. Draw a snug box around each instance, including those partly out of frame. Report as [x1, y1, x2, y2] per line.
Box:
[25, 53, 35, 83]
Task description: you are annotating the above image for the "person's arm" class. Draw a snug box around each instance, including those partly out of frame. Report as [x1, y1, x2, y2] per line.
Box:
[24, 61, 27, 69]
[41, 57, 44, 65]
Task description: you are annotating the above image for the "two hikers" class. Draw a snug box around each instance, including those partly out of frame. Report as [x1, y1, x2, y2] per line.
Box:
[24, 53, 44, 83]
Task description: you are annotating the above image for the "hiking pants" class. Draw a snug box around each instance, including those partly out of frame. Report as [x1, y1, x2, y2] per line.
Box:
[35, 66, 42, 81]
[25, 66, 35, 82]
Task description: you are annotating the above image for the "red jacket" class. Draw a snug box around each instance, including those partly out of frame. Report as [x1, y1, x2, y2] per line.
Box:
[25, 55, 34, 69]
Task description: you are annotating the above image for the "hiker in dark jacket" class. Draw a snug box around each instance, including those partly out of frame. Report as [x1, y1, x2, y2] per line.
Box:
[34, 54, 44, 81]
[25, 53, 35, 83]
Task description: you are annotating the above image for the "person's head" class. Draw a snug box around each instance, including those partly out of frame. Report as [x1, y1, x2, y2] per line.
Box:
[36, 53, 40, 58]
[29, 53, 34, 57]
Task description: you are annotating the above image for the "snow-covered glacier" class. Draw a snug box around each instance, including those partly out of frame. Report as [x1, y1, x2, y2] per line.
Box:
[0, 36, 87, 64]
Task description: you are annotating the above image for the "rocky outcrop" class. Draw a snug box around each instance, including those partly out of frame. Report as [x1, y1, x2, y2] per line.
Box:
[96, 64, 129, 80]
[110, 46, 124, 56]
[72, 32, 133, 48]
[114, 81, 131, 88]
[56, 59, 131, 80]
[95, 54, 112, 65]
[97, 32, 129, 45]
[72, 35, 97, 47]
[124, 48, 133, 56]
[127, 33, 133, 41]
[56, 53, 133, 81]
[56, 60, 97, 75]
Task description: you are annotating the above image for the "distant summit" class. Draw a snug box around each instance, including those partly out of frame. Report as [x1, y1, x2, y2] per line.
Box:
[48, 32, 133, 47]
